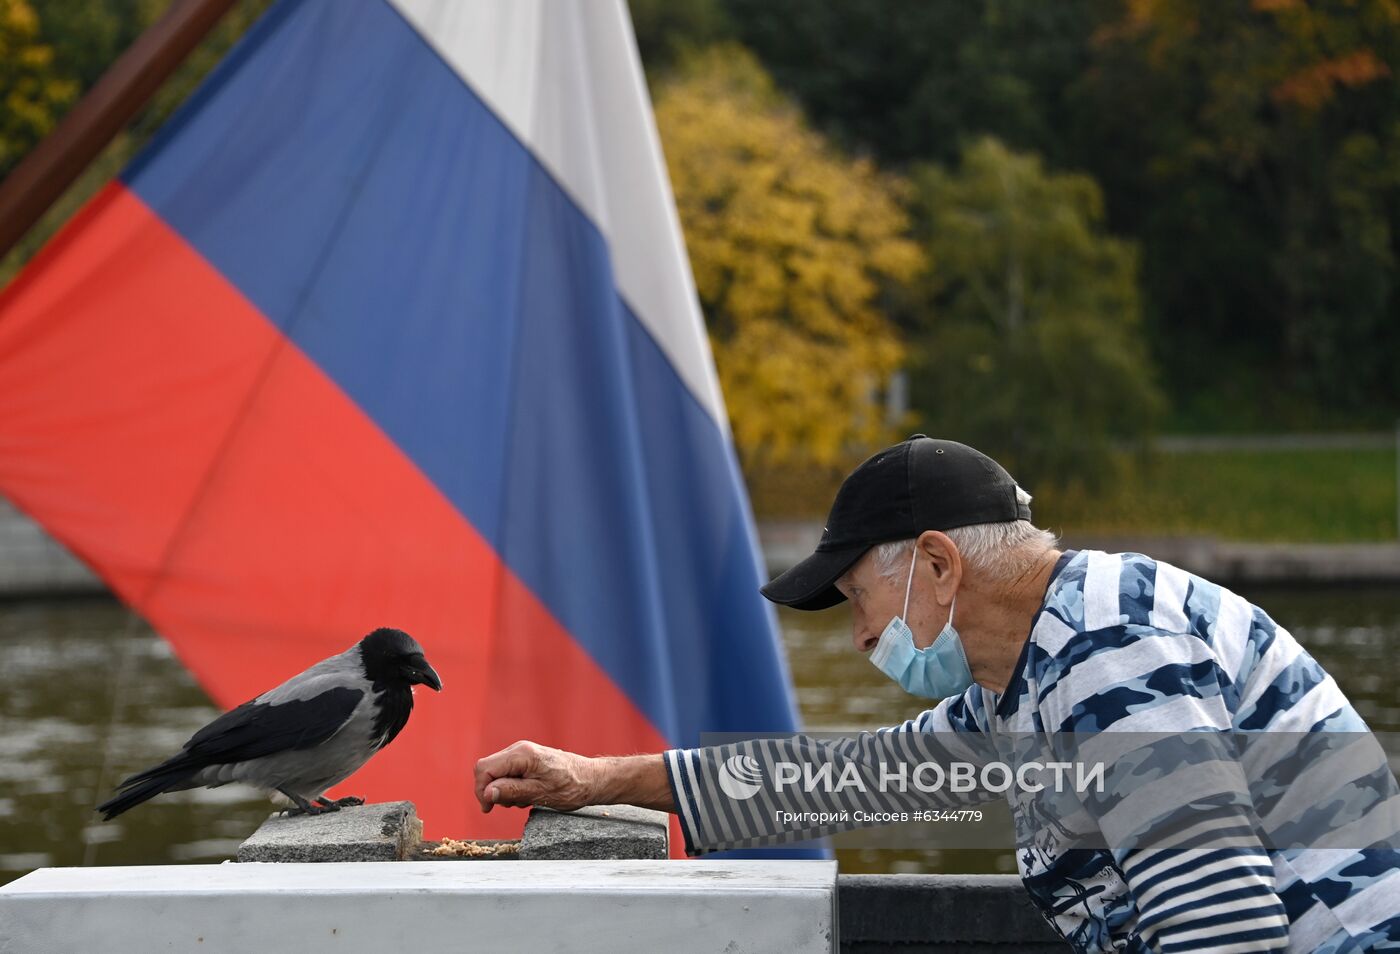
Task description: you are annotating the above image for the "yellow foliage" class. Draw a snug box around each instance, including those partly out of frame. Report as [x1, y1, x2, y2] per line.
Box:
[653, 44, 923, 467]
[0, 0, 78, 173]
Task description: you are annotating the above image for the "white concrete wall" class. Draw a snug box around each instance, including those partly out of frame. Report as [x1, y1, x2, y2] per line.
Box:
[0, 860, 837, 953]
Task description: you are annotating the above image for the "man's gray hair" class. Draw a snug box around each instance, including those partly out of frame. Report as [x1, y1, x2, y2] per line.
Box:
[870, 486, 1058, 584]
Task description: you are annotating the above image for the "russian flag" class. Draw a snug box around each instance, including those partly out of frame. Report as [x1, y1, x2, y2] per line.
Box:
[0, 0, 803, 848]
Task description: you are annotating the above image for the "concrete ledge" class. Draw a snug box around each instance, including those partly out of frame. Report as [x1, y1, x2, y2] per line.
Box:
[236, 801, 420, 862]
[8, 504, 1396, 600]
[0, 860, 838, 953]
[63, 800, 1077, 949]
[837, 874, 1066, 951]
[520, 804, 669, 860]
[759, 520, 1400, 588]
[1066, 536, 1400, 587]
[0, 500, 104, 598]
[235, 801, 668, 863]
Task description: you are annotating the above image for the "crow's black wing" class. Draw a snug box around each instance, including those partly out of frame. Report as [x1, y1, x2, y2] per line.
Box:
[180, 687, 364, 766]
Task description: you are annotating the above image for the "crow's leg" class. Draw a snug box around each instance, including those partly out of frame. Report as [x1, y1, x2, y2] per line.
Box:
[278, 788, 333, 816]
[313, 796, 357, 810]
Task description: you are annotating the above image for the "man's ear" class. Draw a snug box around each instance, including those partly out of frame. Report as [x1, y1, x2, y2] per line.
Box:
[915, 530, 962, 606]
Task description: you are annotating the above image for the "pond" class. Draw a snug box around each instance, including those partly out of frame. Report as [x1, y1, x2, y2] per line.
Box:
[1, 584, 1397, 885]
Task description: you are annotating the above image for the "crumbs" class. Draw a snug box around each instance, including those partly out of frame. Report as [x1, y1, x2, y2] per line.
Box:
[420, 837, 520, 858]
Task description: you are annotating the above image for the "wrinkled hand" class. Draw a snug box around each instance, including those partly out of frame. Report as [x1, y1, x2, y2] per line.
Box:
[474, 740, 597, 814]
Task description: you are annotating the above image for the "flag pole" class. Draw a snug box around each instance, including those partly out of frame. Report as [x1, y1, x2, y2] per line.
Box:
[0, 0, 239, 261]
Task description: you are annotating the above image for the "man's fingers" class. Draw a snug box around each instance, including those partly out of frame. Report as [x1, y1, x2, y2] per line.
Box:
[477, 745, 535, 780]
[475, 747, 534, 790]
[484, 776, 547, 809]
[473, 742, 546, 812]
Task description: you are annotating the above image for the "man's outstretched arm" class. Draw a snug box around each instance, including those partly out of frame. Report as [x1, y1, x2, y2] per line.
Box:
[474, 696, 998, 855]
[474, 741, 674, 814]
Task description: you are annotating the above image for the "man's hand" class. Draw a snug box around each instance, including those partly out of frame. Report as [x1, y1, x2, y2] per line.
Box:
[473, 741, 675, 814]
[474, 741, 596, 813]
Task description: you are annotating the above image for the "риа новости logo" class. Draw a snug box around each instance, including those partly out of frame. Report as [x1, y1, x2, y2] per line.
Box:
[718, 753, 764, 800]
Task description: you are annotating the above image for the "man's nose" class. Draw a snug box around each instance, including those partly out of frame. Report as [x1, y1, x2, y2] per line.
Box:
[853, 626, 880, 654]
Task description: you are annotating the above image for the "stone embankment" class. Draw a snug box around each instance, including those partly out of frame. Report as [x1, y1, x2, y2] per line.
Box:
[759, 520, 1400, 588]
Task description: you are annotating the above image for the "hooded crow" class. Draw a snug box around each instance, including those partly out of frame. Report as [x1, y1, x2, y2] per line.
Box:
[96, 627, 442, 820]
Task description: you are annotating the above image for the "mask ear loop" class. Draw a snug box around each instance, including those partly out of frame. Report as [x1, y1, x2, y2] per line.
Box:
[901, 546, 918, 618]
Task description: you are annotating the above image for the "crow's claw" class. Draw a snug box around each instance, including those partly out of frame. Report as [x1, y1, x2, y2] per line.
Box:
[315, 795, 362, 809]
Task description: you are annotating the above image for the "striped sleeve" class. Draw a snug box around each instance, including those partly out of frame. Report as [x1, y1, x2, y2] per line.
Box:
[1039, 624, 1290, 952]
[664, 694, 1001, 855]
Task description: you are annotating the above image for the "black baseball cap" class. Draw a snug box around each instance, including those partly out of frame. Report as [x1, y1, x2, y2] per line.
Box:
[760, 435, 1032, 611]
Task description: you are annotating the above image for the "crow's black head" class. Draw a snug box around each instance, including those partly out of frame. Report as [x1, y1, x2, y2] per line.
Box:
[357, 627, 443, 692]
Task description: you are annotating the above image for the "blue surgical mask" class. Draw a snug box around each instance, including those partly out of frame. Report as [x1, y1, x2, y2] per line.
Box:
[869, 548, 974, 698]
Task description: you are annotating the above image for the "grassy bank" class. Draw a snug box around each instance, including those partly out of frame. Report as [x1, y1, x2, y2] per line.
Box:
[749, 447, 1399, 544]
[1035, 447, 1397, 543]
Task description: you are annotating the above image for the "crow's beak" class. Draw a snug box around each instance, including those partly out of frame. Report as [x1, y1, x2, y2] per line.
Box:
[410, 661, 443, 691]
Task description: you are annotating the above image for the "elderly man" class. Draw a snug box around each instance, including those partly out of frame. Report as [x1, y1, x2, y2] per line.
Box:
[475, 435, 1400, 952]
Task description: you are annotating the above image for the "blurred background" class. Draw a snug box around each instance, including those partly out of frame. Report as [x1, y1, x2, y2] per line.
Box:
[2, 0, 1398, 882]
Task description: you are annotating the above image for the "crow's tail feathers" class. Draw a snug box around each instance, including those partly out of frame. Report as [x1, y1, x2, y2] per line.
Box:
[95, 758, 198, 821]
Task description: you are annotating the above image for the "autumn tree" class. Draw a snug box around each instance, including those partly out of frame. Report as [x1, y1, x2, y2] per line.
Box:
[654, 45, 924, 467]
[1072, 0, 1400, 426]
[0, 0, 77, 178]
[652, 0, 1400, 429]
[908, 137, 1164, 488]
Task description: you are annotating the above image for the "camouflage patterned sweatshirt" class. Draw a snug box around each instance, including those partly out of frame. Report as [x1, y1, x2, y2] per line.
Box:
[664, 550, 1400, 952]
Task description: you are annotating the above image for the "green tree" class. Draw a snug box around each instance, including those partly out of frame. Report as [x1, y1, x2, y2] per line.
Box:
[654, 45, 924, 467]
[908, 137, 1163, 488]
[627, 0, 733, 78]
[37, 0, 164, 91]
[1071, 0, 1400, 427]
[718, 0, 1096, 166]
[0, 0, 78, 177]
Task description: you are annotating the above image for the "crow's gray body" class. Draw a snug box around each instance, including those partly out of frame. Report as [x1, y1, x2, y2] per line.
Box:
[180, 649, 381, 802]
[97, 628, 440, 820]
